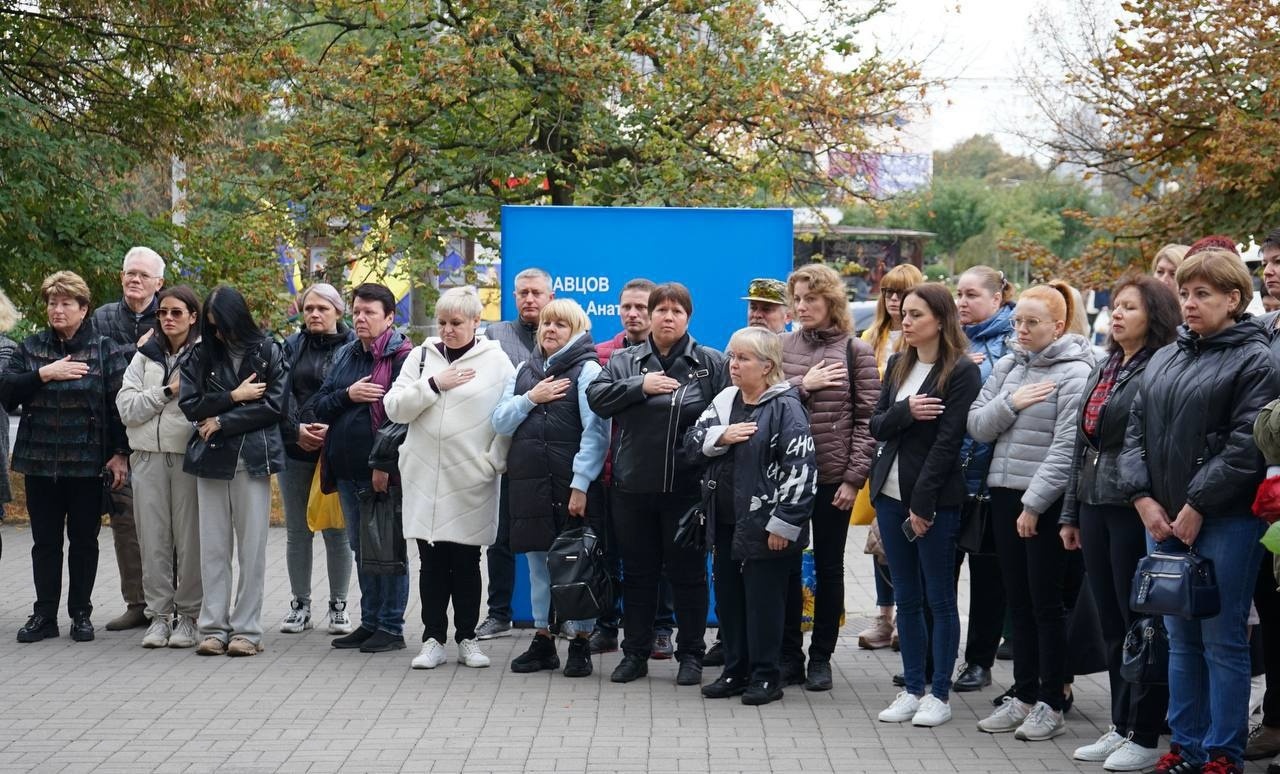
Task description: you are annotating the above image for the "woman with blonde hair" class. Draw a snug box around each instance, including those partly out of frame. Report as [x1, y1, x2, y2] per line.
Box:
[969, 280, 1094, 741]
[492, 299, 610, 678]
[1151, 244, 1190, 293]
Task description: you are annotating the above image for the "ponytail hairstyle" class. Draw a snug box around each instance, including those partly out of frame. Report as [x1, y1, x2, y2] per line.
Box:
[888, 283, 970, 394]
[959, 265, 1015, 306]
[1018, 280, 1078, 337]
[865, 263, 924, 361]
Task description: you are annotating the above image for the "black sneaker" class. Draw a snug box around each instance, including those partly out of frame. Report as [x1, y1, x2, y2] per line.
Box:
[512, 633, 560, 673]
[588, 629, 619, 655]
[892, 672, 905, 687]
[333, 627, 375, 649]
[676, 655, 703, 686]
[69, 613, 94, 642]
[781, 660, 806, 687]
[805, 660, 833, 692]
[701, 674, 748, 699]
[742, 680, 784, 706]
[651, 632, 674, 660]
[992, 685, 1016, 708]
[953, 663, 992, 692]
[359, 629, 406, 653]
[703, 640, 725, 666]
[611, 653, 649, 683]
[16, 614, 58, 643]
[563, 637, 592, 678]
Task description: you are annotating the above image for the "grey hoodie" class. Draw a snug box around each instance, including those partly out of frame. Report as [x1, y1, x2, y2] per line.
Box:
[967, 333, 1096, 515]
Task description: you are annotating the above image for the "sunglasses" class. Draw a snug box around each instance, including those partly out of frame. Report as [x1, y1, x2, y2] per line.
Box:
[157, 308, 190, 318]
[880, 287, 907, 298]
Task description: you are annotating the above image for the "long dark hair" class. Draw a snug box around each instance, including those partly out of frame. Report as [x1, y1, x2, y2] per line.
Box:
[888, 283, 969, 394]
[200, 286, 264, 363]
[1109, 274, 1180, 353]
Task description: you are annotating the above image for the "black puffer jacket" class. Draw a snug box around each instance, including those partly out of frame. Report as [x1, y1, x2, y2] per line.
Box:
[1060, 351, 1150, 525]
[683, 383, 817, 560]
[179, 338, 289, 480]
[0, 321, 129, 480]
[92, 297, 158, 360]
[1119, 319, 1280, 518]
[281, 324, 355, 460]
[506, 334, 606, 554]
[587, 334, 728, 494]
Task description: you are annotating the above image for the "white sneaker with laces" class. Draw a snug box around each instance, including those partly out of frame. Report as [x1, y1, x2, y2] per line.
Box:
[411, 638, 447, 669]
[458, 638, 491, 668]
[911, 694, 952, 727]
[977, 696, 1033, 733]
[279, 600, 312, 634]
[141, 617, 170, 648]
[1103, 740, 1162, 772]
[1014, 701, 1066, 741]
[877, 691, 920, 723]
[168, 615, 198, 649]
[1074, 727, 1126, 761]
[327, 602, 354, 635]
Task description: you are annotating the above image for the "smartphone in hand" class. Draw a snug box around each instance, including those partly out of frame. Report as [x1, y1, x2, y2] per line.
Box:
[901, 518, 919, 543]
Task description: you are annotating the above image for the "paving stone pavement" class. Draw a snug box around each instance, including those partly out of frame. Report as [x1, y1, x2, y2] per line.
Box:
[0, 522, 1267, 773]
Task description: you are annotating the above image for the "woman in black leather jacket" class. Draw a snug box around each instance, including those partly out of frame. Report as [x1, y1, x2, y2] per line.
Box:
[1119, 247, 1280, 773]
[180, 286, 287, 658]
[1059, 276, 1178, 770]
[587, 282, 727, 686]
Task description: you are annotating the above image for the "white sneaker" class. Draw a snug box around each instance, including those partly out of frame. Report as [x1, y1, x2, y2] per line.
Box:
[1103, 740, 1162, 772]
[1014, 701, 1066, 741]
[911, 694, 952, 727]
[1252, 674, 1267, 717]
[141, 617, 170, 648]
[1074, 727, 1126, 761]
[458, 638, 491, 668]
[411, 638, 447, 669]
[168, 615, 198, 649]
[279, 600, 312, 634]
[877, 691, 921, 723]
[977, 696, 1033, 734]
[327, 602, 354, 635]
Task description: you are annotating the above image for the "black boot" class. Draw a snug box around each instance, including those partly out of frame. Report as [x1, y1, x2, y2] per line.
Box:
[511, 633, 560, 673]
[16, 614, 58, 643]
[676, 655, 703, 686]
[611, 653, 649, 683]
[563, 637, 592, 678]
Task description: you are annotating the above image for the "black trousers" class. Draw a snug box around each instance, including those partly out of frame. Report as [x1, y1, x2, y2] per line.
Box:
[483, 477, 515, 623]
[1256, 553, 1280, 727]
[809, 483, 852, 663]
[1079, 503, 1170, 746]
[780, 556, 804, 668]
[26, 475, 102, 619]
[714, 525, 791, 685]
[990, 487, 1070, 711]
[956, 549, 1006, 668]
[599, 489, 677, 638]
[418, 540, 481, 644]
[612, 489, 708, 660]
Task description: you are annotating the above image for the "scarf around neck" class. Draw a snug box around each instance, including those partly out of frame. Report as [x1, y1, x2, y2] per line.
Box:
[369, 327, 413, 430]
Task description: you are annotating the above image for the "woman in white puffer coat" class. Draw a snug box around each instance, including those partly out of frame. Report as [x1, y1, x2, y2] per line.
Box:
[966, 280, 1095, 742]
[384, 287, 513, 671]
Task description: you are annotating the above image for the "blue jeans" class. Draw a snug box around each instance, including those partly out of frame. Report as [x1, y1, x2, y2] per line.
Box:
[337, 479, 409, 637]
[875, 495, 960, 700]
[1150, 515, 1264, 766]
[526, 550, 596, 634]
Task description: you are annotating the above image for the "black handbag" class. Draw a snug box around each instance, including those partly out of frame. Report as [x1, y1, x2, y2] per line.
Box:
[956, 493, 994, 555]
[547, 525, 612, 620]
[1120, 615, 1169, 684]
[1130, 546, 1221, 619]
[358, 486, 408, 576]
[366, 348, 425, 474]
[674, 503, 707, 552]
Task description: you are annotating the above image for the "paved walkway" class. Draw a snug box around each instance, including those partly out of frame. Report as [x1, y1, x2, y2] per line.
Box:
[0, 523, 1265, 773]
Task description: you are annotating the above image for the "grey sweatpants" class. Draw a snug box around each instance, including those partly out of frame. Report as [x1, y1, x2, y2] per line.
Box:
[132, 451, 202, 620]
[197, 473, 270, 644]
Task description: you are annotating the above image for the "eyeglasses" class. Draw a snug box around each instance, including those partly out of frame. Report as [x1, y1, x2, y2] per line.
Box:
[880, 287, 906, 299]
[123, 270, 159, 281]
[157, 308, 189, 318]
[1011, 317, 1046, 330]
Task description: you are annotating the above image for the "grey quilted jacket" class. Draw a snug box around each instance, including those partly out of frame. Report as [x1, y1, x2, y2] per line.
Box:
[967, 334, 1096, 516]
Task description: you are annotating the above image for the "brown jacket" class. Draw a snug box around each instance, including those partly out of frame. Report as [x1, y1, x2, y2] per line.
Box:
[780, 327, 879, 487]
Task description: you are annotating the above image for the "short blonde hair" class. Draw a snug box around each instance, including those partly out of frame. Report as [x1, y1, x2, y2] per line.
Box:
[787, 263, 852, 333]
[41, 271, 92, 309]
[1150, 243, 1190, 275]
[727, 326, 784, 385]
[0, 289, 18, 333]
[435, 286, 483, 320]
[540, 299, 590, 336]
[1176, 248, 1254, 319]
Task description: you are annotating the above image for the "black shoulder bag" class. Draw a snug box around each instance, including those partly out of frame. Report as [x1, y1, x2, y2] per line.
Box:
[956, 455, 995, 556]
[368, 347, 425, 473]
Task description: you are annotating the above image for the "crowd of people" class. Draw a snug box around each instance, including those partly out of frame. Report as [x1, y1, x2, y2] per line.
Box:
[3, 233, 1280, 774]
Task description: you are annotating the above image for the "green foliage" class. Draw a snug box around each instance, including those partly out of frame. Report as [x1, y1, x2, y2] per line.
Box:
[921, 262, 949, 282]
